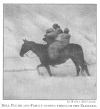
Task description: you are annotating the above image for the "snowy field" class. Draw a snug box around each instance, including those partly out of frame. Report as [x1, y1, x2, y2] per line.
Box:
[3, 4, 97, 100]
[4, 57, 96, 100]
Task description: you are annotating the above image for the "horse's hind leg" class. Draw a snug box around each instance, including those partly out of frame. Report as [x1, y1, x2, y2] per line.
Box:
[72, 59, 80, 76]
[82, 64, 90, 76]
[45, 65, 52, 76]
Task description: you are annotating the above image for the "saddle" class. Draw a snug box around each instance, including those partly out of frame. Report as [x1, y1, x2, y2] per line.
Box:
[47, 40, 69, 60]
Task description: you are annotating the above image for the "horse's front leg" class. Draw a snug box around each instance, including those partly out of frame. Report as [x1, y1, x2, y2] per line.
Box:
[37, 64, 44, 76]
[45, 65, 52, 76]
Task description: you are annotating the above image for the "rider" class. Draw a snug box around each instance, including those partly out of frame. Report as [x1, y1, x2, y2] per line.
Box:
[44, 24, 63, 45]
[43, 28, 55, 45]
[56, 28, 71, 45]
[44, 24, 71, 59]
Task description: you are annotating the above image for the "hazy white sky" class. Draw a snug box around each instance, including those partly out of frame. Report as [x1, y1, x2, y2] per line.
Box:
[4, 4, 97, 57]
[4, 4, 96, 37]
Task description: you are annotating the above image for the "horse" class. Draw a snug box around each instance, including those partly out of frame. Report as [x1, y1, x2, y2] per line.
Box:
[19, 39, 90, 76]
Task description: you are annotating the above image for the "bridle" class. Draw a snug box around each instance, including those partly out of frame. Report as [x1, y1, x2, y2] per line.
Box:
[24, 50, 37, 58]
[24, 38, 45, 58]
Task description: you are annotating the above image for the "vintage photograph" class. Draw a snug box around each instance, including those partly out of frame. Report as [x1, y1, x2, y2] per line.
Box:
[3, 4, 97, 100]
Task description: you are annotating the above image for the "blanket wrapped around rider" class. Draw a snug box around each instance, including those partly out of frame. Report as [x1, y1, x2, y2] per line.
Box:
[44, 23, 71, 59]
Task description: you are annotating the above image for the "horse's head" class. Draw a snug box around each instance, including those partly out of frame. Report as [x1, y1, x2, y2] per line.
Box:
[20, 39, 32, 57]
[20, 39, 46, 58]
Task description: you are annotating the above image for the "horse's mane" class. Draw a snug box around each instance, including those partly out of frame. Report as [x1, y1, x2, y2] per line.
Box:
[31, 41, 47, 46]
[31, 41, 48, 51]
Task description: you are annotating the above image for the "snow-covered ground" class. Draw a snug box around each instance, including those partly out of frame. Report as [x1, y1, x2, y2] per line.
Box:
[4, 57, 96, 100]
[3, 4, 97, 99]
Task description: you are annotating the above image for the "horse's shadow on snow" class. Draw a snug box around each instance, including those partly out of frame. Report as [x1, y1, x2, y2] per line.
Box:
[52, 71, 76, 77]
[41, 67, 76, 77]
[52, 73, 73, 77]
[41, 66, 87, 77]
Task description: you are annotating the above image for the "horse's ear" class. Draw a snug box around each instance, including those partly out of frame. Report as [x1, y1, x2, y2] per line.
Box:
[23, 39, 28, 43]
[23, 39, 27, 43]
[23, 39, 25, 42]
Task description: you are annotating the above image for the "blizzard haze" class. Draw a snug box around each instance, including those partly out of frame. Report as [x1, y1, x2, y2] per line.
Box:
[4, 4, 97, 99]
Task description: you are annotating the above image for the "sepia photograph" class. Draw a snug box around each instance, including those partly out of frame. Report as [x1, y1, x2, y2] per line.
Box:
[3, 4, 97, 100]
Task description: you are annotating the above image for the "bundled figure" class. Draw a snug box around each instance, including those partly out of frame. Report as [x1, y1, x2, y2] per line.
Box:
[43, 23, 71, 59]
[44, 24, 63, 45]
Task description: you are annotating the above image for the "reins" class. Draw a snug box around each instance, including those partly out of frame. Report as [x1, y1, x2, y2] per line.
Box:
[25, 51, 37, 58]
[25, 39, 45, 58]
[39, 39, 45, 44]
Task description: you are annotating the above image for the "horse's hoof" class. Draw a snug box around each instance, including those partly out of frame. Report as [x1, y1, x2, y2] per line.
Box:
[50, 74, 52, 77]
[40, 73, 43, 76]
[38, 73, 43, 76]
[88, 74, 91, 76]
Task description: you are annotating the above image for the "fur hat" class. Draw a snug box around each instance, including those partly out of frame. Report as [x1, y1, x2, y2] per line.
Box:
[53, 23, 60, 29]
[46, 28, 54, 33]
[64, 28, 69, 33]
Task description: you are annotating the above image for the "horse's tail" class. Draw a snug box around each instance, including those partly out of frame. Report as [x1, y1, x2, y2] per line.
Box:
[84, 60, 96, 66]
[81, 59, 91, 76]
[84, 60, 90, 66]
[79, 51, 90, 76]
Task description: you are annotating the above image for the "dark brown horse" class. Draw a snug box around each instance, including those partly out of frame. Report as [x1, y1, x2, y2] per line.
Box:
[20, 39, 90, 76]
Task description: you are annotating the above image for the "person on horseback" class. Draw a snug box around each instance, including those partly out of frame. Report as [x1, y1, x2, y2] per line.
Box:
[43, 23, 71, 59]
[56, 28, 71, 45]
[43, 24, 63, 45]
